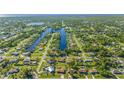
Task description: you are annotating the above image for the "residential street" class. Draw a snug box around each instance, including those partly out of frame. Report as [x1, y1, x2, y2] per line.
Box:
[37, 33, 55, 74]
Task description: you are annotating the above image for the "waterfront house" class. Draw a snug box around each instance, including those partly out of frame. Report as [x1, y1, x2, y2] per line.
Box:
[22, 52, 31, 56]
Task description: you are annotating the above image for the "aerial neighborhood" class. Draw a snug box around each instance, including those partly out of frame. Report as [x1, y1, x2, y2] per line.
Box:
[0, 15, 124, 79]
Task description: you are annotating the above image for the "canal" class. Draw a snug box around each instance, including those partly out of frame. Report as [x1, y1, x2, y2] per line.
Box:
[26, 27, 66, 52]
[59, 28, 66, 50]
[26, 28, 52, 52]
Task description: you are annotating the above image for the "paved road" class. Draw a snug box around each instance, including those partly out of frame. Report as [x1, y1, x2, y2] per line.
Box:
[113, 73, 120, 79]
[68, 74, 72, 79]
[73, 33, 86, 58]
[37, 33, 55, 73]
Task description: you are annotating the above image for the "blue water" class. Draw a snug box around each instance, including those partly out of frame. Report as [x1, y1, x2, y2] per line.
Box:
[59, 28, 66, 50]
[27, 22, 44, 26]
[26, 27, 66, 52]
[26, 28, 52, 52]
[52, 28, 67, 50]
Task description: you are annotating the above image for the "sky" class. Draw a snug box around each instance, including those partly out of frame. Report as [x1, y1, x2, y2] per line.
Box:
[0, 0, 124, 14]
[1, 14, 124, 17]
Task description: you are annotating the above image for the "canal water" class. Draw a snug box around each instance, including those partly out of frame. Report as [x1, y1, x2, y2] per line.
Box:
[27, 27, 66, 52]
[59, 28, 67, 50]
[26, 28, 52, 52]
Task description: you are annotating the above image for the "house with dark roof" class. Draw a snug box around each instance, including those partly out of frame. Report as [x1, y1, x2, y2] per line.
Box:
[24, 57, 30, 65]
[9, 59, 19, 64]
[11, 52, 19, 56]
[48, 60, 56, 64]
[8, 68, 20, 75]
